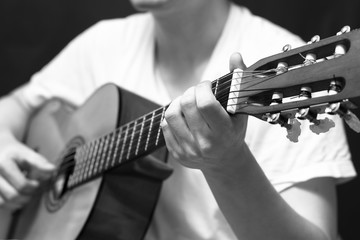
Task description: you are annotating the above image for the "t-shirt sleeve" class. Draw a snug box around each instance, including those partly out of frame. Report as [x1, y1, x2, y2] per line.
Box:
[10, 21, 107, 109]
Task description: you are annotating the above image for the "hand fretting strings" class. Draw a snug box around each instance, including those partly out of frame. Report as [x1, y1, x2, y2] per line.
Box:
[58, 68, 279, 184]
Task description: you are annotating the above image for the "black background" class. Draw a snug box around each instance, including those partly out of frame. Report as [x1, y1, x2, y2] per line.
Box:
[1, 0, 360, 239]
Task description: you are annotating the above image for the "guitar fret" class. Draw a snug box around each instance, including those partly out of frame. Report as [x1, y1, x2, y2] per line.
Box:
[105, 132, 115, 170]
[145, 111, 156, 151]
[112, 129, 122, 166]
[87, 142, 95, 176]
[76, 145, 87, 183]
[67, 150, 77, 187]
[80, 144, 87, 183]
[79, 144, 90, 183]
[74, 149, 82, 184]
[126, 121, 137, 160]
[82, 142, 98, 178]
[69, 149, 81, 186]
[75, 148, 85, 185]
[213, 79, 219, 96]
[96, 138, 104, 174]
[99, 136, 107, 173]
[135, 116, 146, 156]
[80, 143, 92, 182]
[156, 107, 166, 146]
[92, 140, 101, 178]
[119, 124, 130, 163]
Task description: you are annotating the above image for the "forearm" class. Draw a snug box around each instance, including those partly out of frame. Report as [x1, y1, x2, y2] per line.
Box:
[0, 95, 32, 141]
[202, 143, 330, 240]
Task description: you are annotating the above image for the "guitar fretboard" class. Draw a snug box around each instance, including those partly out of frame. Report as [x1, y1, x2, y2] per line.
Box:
[66, 73, 233, 189]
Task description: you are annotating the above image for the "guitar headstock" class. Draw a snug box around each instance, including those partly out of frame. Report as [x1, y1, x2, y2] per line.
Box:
[224, 26, 360, 142]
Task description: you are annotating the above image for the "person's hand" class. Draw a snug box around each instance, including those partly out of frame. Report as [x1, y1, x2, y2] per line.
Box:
[0, 133, 55, 210]
[161, 52, 248, 170]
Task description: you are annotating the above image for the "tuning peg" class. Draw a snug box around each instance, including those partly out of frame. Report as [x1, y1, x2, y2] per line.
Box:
[282, 44, 292, 52]
[276, 62, 288, 74]
[326, 102, 360, 133]
[265, 93, 287, 125]
[334, 44, 347, 58]
[266, 113, 301, 142]
[309, 117, 335, 134]
[264, 92, 302, 142]
[328, 80, 343, 95]
[336, 26, 351, 35]
[307, 35, 320, 44]
[295, 87, 316, 121]
[266, 93, 285, 125]
[343, 111, 360, 133]
[296, 107, 335, 134]
[286, 118, 301, 142]
[333, 27, 350, 57]
[296, 107, 317, 121]
[293, 86, 336, 134]
[303, 36, 321, 65]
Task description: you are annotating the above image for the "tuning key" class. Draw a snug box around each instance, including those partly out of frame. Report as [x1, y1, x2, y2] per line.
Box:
[303, 36, 321, 65]
[323, 83, 358, 131]
[266, 113, 301, 143]
[333, 27, 350, 58]
[296, 107, 318, 122]
[343, 111, 360, 133]
[326, 102, 360, 133]
[276, 62, 288, 74]
[336, 26, 351, 35]
[266, 92, 285, 124]
[307, 35, 320, 44]
[264, 92, 301, 142]
[309, 117, 335, 135]
[296, 87, 318, 122]
[296, 107, 335, 134]
[282, 44, 292, 52]
[286, 119, 301, 142]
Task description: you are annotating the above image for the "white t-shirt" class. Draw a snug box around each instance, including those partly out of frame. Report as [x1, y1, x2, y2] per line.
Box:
[13, 3, 356, 240]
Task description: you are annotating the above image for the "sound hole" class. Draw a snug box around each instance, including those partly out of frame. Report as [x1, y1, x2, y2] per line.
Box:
[44, 136, 85, 212]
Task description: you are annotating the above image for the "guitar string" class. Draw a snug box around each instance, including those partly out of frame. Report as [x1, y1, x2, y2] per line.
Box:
[58, 69, 280, 178]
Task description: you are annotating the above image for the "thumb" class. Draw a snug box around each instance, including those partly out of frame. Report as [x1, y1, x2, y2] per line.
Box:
[229, 52, 246, 72]
[15, 145, 56, 180]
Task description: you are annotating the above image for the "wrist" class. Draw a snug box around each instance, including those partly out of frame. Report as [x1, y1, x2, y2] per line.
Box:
[0, 129, 17, 143]
[201, 141, 252, 179]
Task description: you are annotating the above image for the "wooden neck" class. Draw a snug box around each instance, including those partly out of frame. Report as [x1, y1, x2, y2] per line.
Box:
[66, 105, 167, 189]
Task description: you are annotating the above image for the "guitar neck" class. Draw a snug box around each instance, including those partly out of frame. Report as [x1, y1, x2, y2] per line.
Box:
[66, 105, 167, 189]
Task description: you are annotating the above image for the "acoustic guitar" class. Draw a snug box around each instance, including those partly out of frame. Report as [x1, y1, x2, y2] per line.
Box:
[1, 26, 360, 240]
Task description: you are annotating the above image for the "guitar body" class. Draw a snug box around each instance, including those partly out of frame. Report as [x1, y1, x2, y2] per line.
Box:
[5, 84, 170, 240]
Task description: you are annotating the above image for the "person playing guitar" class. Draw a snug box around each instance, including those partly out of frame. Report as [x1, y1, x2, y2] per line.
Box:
[0, 0, 357, 239]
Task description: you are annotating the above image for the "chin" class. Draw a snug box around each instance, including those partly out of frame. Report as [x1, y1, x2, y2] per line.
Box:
[130, 0, 169, 11]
